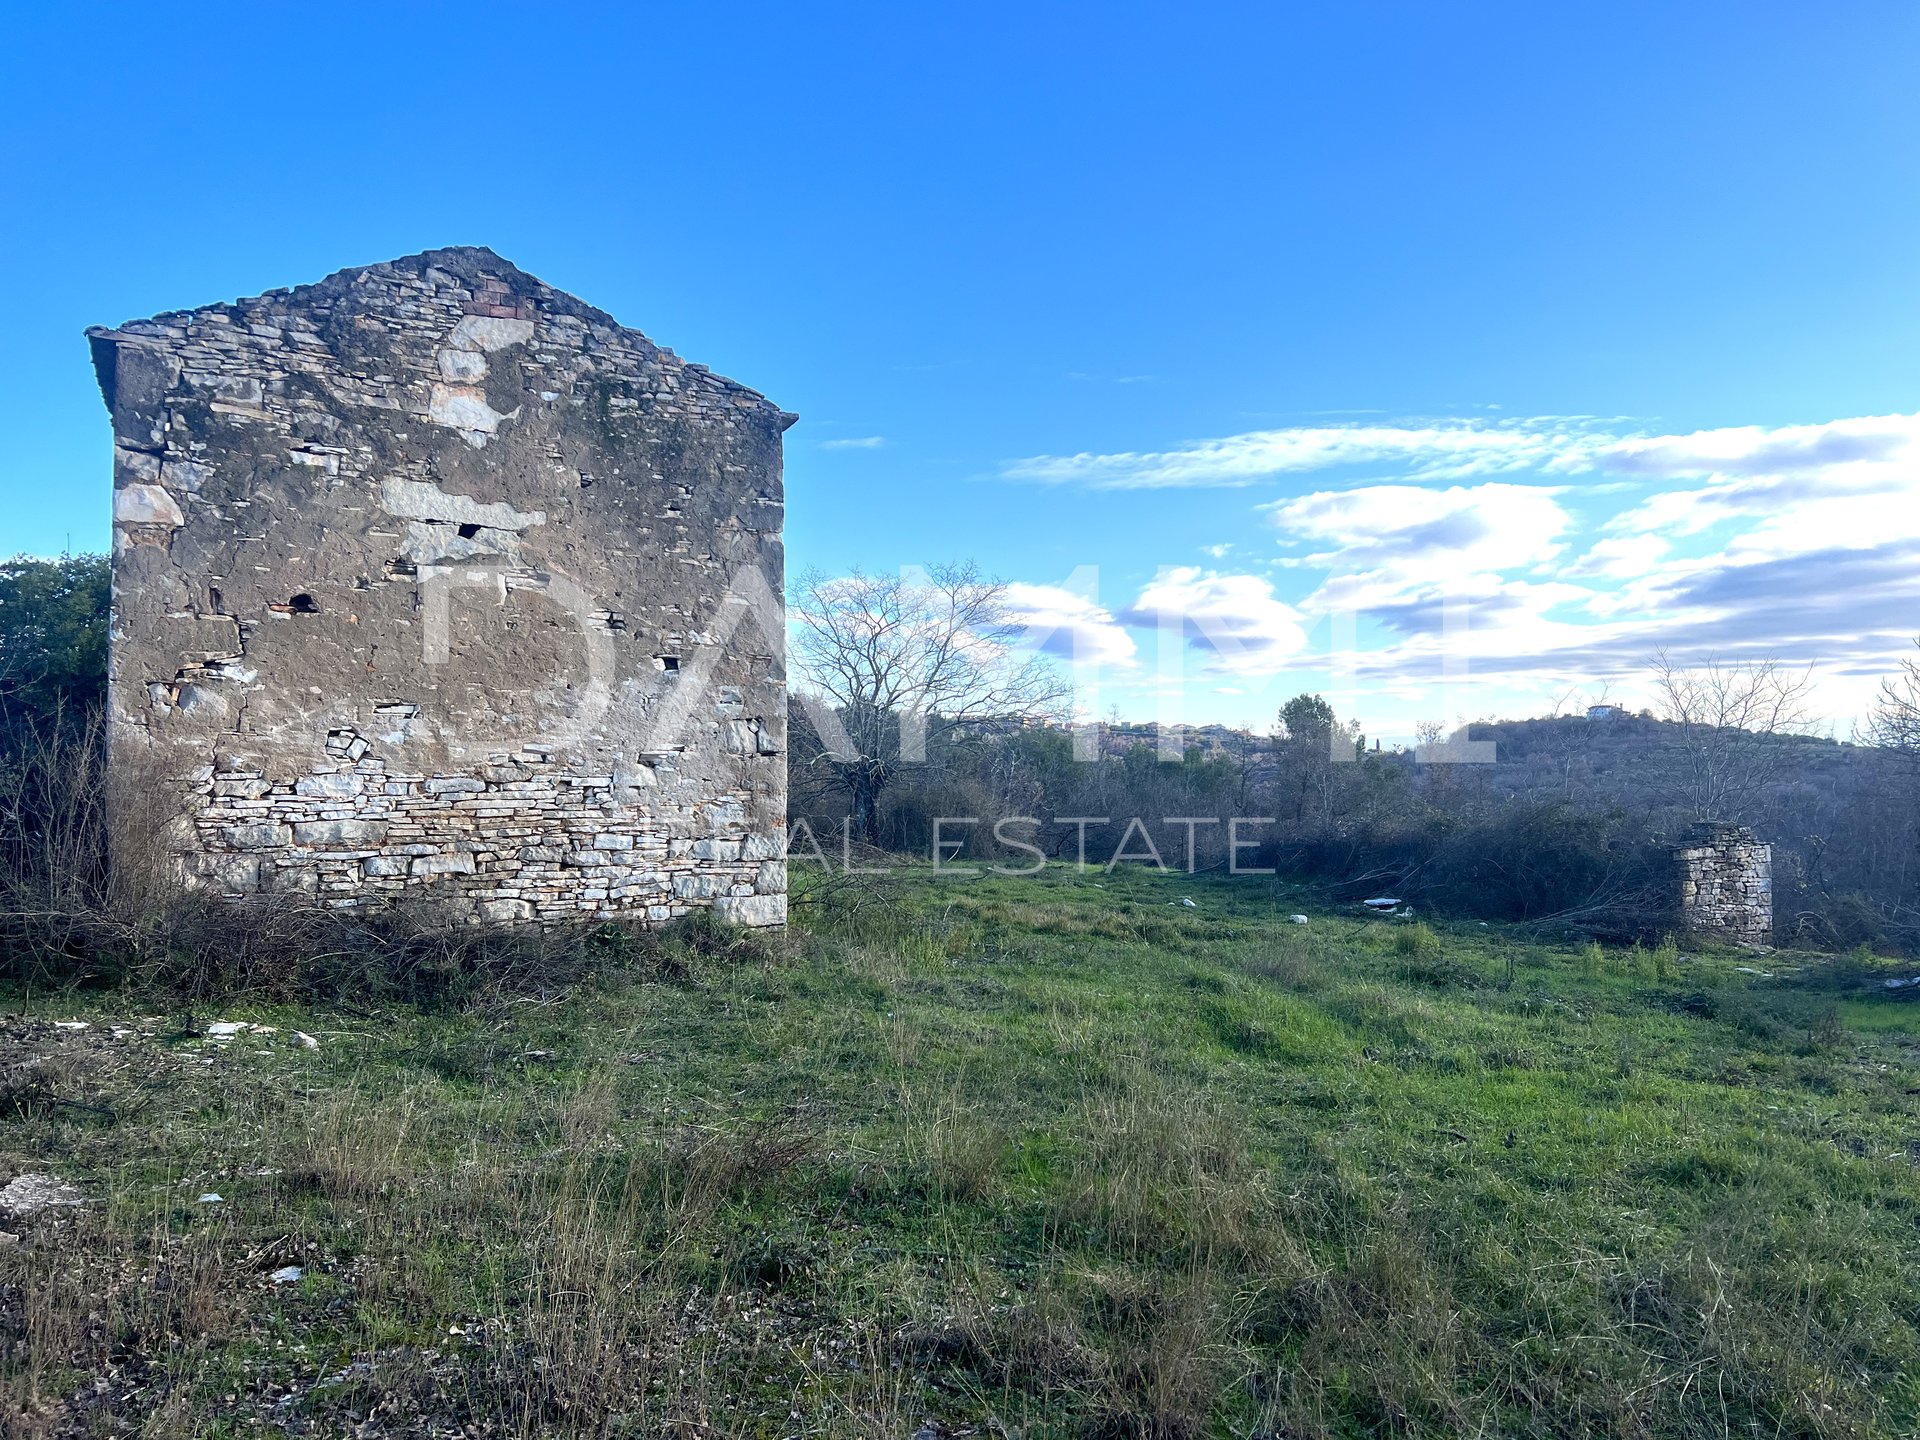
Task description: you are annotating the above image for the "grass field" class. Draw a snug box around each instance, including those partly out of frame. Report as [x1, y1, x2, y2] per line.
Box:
[5, 865, 1920, 1438]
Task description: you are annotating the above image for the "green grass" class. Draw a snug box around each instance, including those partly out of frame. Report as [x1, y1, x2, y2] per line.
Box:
[6, 864, 1920, 1437]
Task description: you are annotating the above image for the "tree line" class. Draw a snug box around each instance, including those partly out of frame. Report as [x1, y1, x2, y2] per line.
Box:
[6, 552, 1919, 952]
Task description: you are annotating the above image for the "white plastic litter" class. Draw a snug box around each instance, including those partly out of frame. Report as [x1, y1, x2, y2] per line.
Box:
[1362, 897, 1401, 910]
[1289, 914, 1310, 925]
[53, 1020, 90, 1031]
[270, 1266, 305, 1284]
[198, 1193, 224, 1205]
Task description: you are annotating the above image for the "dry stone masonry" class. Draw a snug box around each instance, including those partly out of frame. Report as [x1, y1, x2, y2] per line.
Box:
[1674, 822, 1772, 945]
[90, 247, 793, 925]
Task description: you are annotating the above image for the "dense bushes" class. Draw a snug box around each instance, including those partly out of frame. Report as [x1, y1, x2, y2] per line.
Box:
[0, 553, 108, 742]
[1275, 801, 1668, 934]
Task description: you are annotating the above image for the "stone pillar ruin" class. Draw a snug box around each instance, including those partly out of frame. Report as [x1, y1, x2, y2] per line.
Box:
[89, 247, 793, 925]
[1673, 822, 1772, 946]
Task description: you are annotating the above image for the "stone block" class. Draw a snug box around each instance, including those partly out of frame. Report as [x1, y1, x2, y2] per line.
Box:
[425, 777, 488, 795]
[293, 819, 390, 847]
[714, 894, 786, 927]
[295, 772, 363, 799]
[411, 853, 477, 877]
[742, 831, 784, 862]
[220, 821, 292, 851]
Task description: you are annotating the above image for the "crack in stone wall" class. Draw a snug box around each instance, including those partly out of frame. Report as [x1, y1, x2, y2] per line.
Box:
[90, 246, 793, 925]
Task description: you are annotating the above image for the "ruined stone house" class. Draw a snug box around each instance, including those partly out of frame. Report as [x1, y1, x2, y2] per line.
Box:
[89, 247, 792, 924]
[1674, 822, 1772, 946]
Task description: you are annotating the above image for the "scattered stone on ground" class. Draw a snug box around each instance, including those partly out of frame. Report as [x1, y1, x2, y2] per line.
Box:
[0, 1173, 85, 1219]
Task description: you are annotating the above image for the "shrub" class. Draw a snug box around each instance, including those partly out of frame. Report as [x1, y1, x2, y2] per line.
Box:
[1651, 935, 1680, 982]
[1393, 922, 1441, 959]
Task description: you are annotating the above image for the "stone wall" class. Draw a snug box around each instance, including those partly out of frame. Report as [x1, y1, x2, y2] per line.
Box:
[1674, 822, 1771, 945]
[90, 247, 793, 925]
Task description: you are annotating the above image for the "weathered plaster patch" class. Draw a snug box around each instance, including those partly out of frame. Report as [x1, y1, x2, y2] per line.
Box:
[426, 383, 518, 443]
[400, 521, 525, 564]
[114, 484, 185, 527]
[447, 314, 535, 353]
[378, 479, 545, 531]
[437, 348, 489, 382]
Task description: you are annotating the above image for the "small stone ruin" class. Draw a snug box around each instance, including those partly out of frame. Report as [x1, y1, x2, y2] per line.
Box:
[1674, 822, 1772, 945]
[89, 247, 792, 925]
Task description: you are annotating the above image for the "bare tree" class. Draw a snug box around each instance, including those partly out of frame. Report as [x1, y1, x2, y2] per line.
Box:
[790, 563, 1069, 844]
[1645, 650, 1816, 821]
[1869, 640, 1920, 755]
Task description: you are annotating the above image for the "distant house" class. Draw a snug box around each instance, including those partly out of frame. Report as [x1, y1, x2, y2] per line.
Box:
[1586, 704, 1622, 720]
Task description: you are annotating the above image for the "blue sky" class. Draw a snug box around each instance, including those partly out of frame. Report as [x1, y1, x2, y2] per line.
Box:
[5, 3, 1918, 738]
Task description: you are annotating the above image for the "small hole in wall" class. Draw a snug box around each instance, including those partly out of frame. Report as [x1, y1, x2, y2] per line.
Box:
[289, 594, 320, 614]
[660, 656, 680, 672]
[457, 523, 482, 539]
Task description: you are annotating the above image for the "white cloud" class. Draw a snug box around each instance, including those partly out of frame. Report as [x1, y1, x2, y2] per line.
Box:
[821, 436, 886, 450]
[1565, 534, 1670, 580]
[1601, 411, 1920, 559]
[1002, 582, 1138, 667]
[998, 406, 1920, 728]
[1265, 481, 1572, 612]
[1120, 569, 1309, 675]
[1003, 418, 1612, 490]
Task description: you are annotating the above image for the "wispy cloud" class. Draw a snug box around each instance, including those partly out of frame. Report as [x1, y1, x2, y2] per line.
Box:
[1002, 418, 1614, 490]
[821, 435, 887, 450]
[1267, 481, 1572, 613]
[1600, 411, 1920, 560]
[999, 407, 1920, 723]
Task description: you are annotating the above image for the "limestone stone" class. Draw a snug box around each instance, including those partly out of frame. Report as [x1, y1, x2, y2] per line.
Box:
[221, 821, 291, 851]
[715, 894, 787, 927]
[292, 819, 389, 848]
[1672, 822, 1771, 945]
[91, 247, 792, 928]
